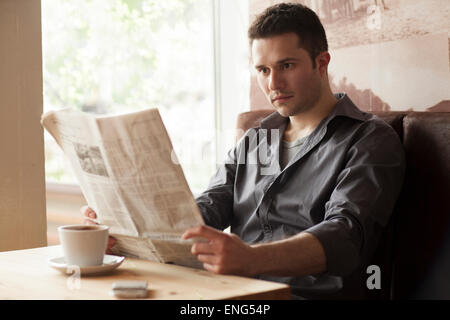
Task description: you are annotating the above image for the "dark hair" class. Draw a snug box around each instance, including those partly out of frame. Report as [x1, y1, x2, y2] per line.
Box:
[248, 3, 328, 67]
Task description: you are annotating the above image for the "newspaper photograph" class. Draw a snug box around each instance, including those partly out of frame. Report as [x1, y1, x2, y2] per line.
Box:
[41, 108, 205, 268]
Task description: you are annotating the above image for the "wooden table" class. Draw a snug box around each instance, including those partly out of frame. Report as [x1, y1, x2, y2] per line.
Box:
[0, 246, 290, 300]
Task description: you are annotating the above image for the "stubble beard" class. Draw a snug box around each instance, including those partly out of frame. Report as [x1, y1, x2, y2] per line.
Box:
[287, 80, 323, 117]
[270, 75, 323, 117]
[273, 92, 320, 117]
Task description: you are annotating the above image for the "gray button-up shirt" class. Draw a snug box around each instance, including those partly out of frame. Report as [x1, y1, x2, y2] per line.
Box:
[195, 93, 405, 299]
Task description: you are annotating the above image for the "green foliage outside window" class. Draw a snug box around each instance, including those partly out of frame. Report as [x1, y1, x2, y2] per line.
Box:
[42, 0, 215, 193]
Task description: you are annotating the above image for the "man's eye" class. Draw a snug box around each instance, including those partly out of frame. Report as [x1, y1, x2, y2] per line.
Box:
[259, 68, 269, 74]
[283, 63, 292, 69]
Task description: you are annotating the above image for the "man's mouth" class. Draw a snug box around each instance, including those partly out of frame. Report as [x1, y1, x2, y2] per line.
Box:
[272, 95, 293, 103]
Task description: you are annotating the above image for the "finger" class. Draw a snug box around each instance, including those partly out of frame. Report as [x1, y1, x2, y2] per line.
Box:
[106, 237, 116, 254]
[108, 236, 116, 247]
[81, 205, 97, 219]
[182, 225, 225, 241]
[203, 262, 220, 274]
[191, 242, 216, 255]
[197, 254, 220, 265]
[83, 218, 98, 225]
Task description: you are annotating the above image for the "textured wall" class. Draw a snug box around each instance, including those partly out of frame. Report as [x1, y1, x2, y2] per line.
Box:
[248, 0, 450, 112]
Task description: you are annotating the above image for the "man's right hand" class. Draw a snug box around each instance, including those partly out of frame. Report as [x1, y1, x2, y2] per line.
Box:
[80, 205, 117, 254]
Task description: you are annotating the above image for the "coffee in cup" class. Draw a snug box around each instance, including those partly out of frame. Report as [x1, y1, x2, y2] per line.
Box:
[58, 224, 109, 267]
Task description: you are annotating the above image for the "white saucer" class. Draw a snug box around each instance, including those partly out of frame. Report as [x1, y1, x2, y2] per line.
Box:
[48, 255, 125, 276]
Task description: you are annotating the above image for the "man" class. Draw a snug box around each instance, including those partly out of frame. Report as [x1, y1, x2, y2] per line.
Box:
[84, 3, 405, 299]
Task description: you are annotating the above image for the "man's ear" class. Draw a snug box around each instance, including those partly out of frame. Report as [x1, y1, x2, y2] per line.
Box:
[315, 52, 330, 77]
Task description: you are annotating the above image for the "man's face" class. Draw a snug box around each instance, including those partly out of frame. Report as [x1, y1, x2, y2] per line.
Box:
[251, 32, 324, 117]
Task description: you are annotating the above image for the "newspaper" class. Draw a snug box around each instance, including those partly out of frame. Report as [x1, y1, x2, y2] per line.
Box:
[41, 108, 205, 268]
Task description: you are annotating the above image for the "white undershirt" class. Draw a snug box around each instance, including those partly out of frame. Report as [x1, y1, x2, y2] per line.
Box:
[280, 135, 309, 170]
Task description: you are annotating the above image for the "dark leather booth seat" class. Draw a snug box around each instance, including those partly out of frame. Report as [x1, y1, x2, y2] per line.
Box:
[391, 112, 450, 299]
[235, 109, 450, 299]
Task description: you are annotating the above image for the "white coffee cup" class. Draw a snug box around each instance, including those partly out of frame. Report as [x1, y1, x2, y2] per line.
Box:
[58, 224, 109, 267]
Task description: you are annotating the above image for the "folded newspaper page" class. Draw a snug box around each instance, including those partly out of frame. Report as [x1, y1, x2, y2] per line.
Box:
[41, 108, 205, 268]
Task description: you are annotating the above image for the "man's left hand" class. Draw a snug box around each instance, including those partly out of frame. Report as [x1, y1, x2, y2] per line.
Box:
[182, 225, 257, 276]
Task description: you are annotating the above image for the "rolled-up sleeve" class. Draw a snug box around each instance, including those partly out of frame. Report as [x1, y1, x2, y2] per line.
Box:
[305, 121, 405, 276]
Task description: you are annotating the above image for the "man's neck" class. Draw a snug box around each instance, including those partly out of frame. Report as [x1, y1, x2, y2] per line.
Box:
[284, 91, 338, 142]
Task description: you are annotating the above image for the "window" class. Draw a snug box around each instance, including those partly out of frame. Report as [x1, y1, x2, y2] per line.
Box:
[42, 0, 216, 194]
[213, 0, 250, 163]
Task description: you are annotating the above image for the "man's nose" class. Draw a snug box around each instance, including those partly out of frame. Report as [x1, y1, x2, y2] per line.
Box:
[268, 70, 285, 91]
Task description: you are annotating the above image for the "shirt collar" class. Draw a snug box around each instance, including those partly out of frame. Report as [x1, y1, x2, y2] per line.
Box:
[259, 93, 369, 130]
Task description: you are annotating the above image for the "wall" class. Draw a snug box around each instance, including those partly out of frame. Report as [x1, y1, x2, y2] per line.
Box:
[248, 0, 450, 112]
[0, 0, 47, 251]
